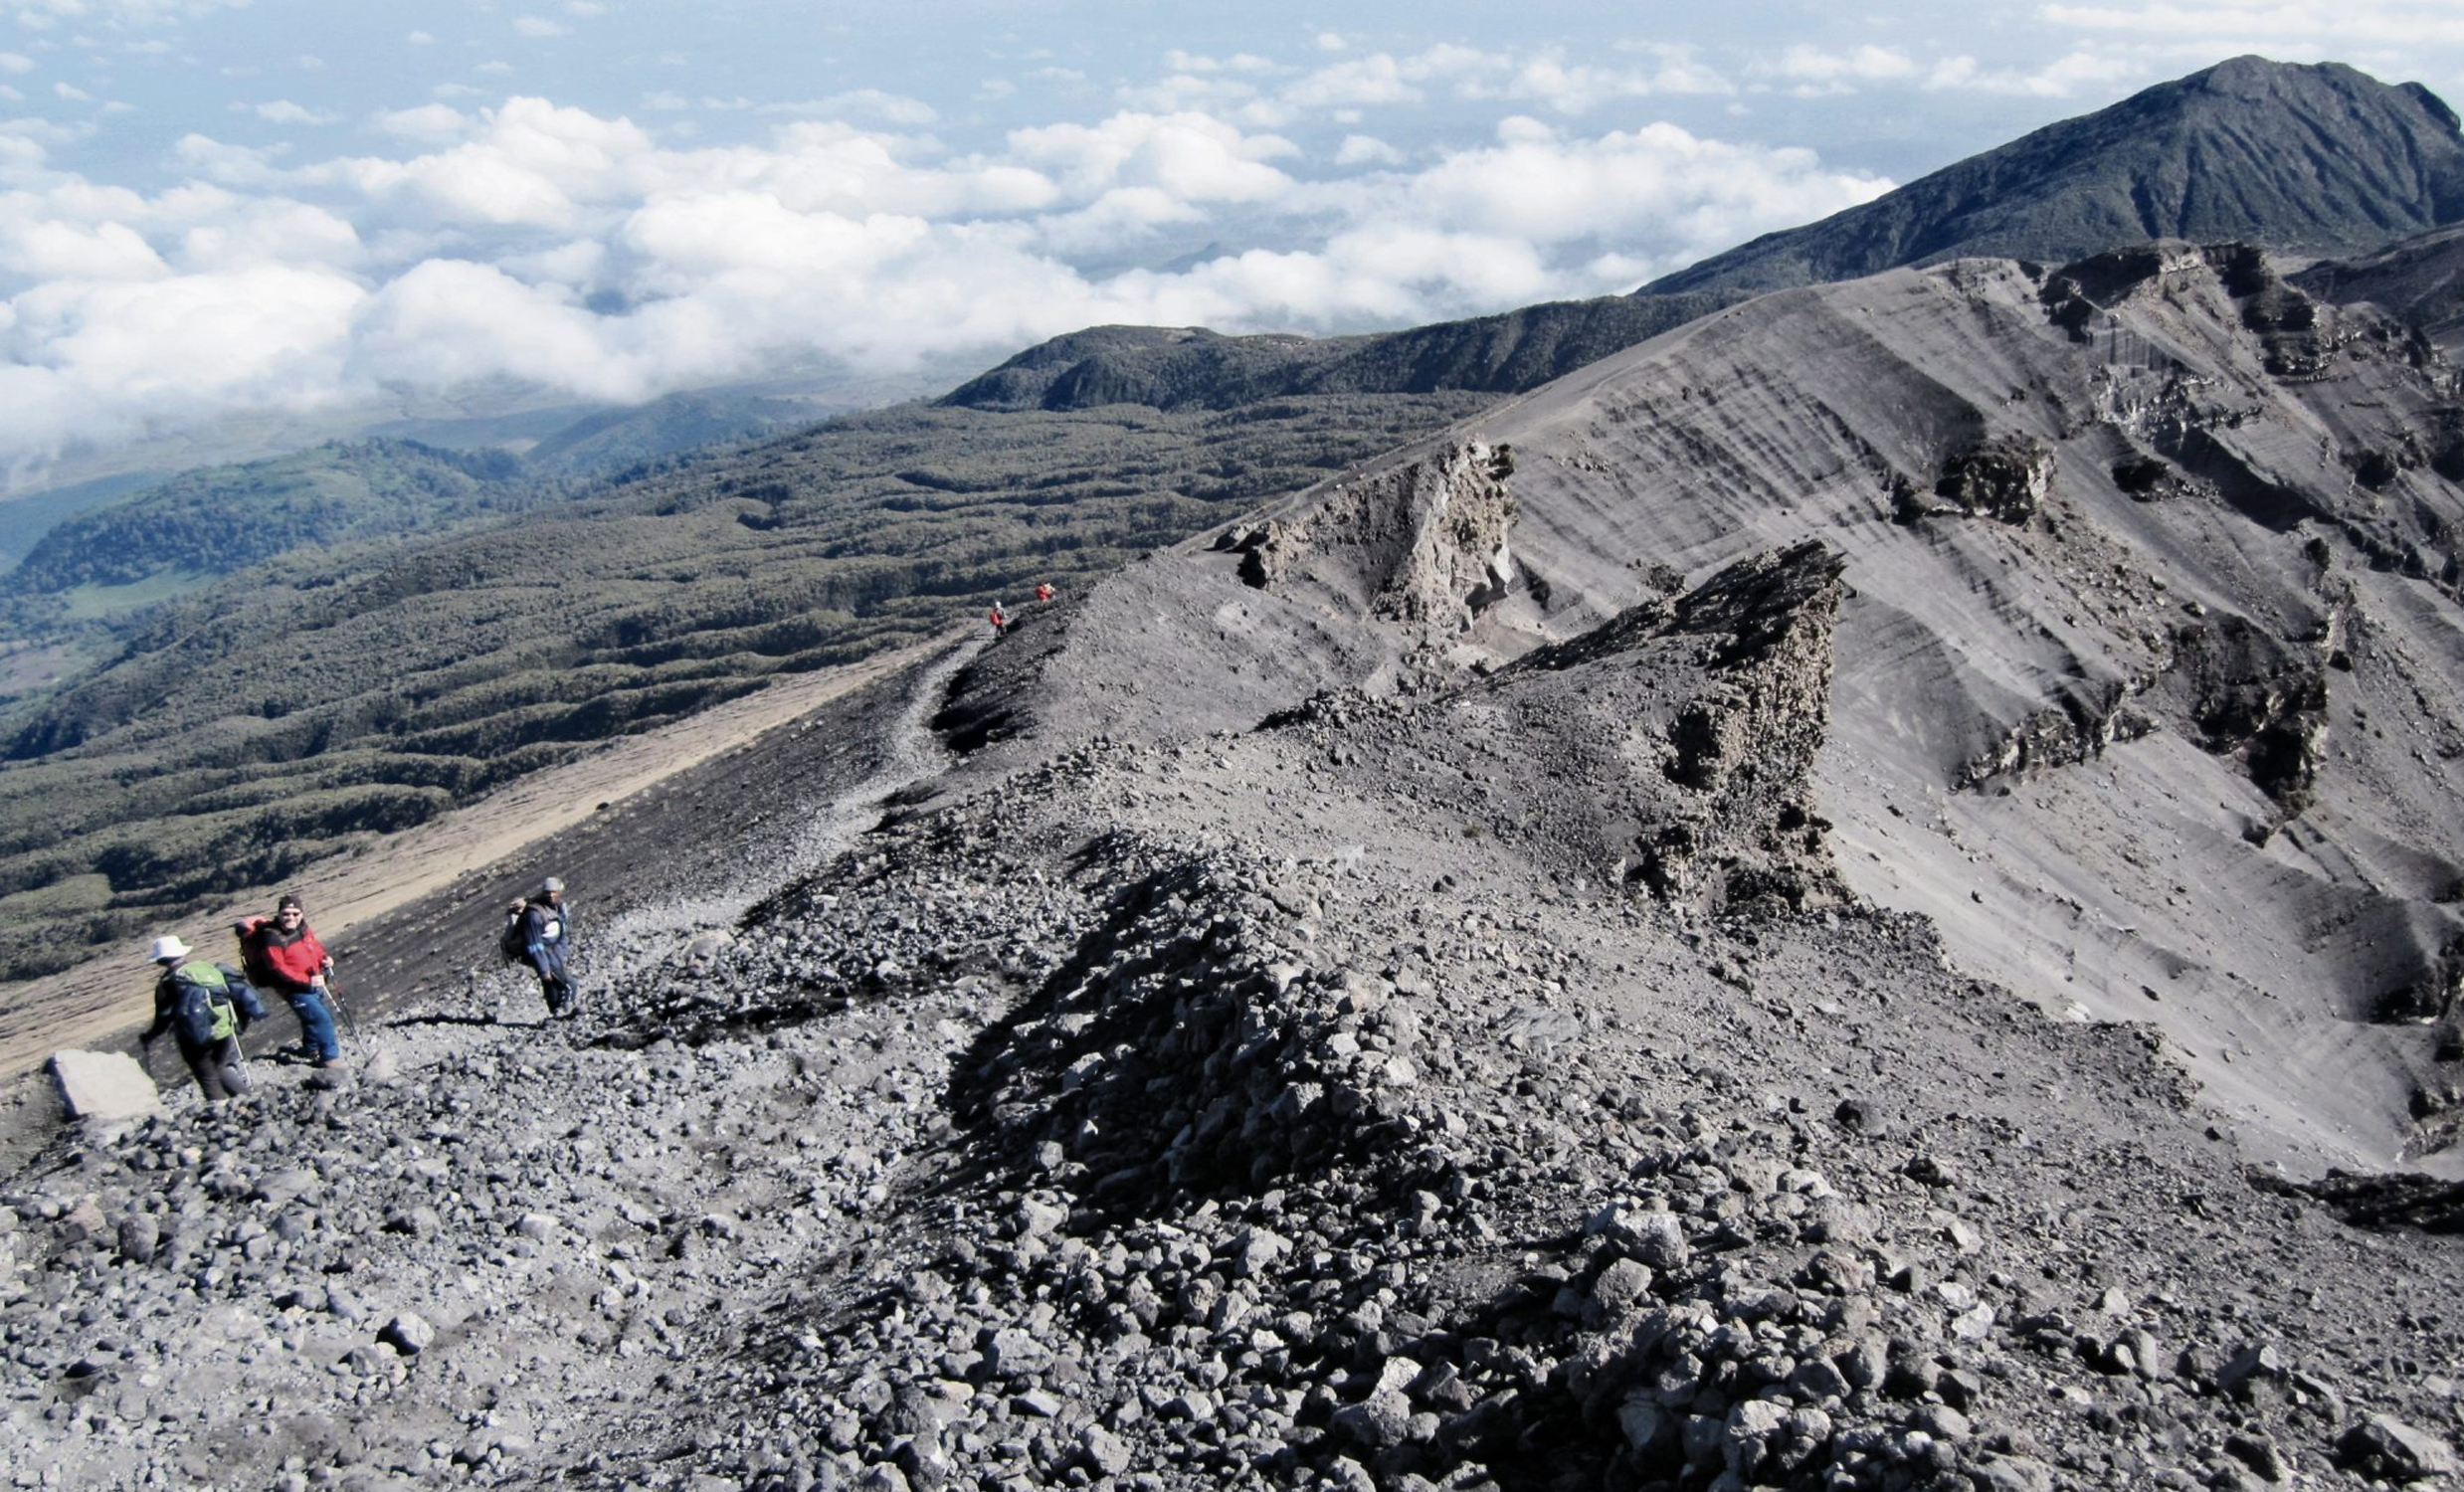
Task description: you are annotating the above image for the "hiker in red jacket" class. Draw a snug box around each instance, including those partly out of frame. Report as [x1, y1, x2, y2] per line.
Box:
[988, 602, 1009, 637]
[1035, 582, 1054, 604]
[236, 893, 341, 1067]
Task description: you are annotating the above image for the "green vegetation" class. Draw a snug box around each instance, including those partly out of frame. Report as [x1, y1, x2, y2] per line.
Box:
[57, 570, 210, 622]
[0, 469, 164, 572]
[4, 439, 543, 606]
[0, 391, 1491, 979]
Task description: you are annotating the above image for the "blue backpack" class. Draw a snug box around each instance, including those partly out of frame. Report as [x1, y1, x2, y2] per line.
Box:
[168, 963, 241, 1046]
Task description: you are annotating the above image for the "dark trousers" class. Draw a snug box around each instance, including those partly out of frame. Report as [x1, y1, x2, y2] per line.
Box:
[179, 1037, 249, 1101]
[530, 948, 576, 1015]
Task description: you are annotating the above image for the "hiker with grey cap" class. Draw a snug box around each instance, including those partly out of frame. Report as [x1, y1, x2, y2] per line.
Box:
[137, 935, 263, 1102]
[504, 876, 580, 1019]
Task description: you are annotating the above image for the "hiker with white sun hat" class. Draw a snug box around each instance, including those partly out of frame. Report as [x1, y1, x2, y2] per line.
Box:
[136, 933, 263, 1102]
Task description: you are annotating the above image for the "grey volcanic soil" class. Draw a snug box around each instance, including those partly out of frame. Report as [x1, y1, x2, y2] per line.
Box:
[9, 244, 2464, 1492]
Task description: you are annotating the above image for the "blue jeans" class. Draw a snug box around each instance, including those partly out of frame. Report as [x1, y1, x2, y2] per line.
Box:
[286, 988, 340, 1061]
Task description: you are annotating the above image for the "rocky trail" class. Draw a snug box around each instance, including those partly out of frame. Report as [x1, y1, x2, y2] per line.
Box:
[10, 243, 2464, 1492]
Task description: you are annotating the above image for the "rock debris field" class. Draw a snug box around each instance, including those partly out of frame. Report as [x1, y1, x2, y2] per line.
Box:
[9, 244, 2464, 1492]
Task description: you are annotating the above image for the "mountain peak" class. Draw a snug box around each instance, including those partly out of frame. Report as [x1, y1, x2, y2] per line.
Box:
[1645, 57, 2464, 299]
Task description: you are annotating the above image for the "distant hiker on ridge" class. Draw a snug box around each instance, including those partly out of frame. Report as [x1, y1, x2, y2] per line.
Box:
[988, 601, 1009, 637]
[505, 876, 579, 1020]
[138, 935, 262, 1102]
[1035, 582, 1054, 604]
[237, 893, 342, 1068]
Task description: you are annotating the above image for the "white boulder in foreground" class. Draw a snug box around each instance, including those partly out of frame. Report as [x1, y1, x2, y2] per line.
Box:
[48, 1048, 162, 1122]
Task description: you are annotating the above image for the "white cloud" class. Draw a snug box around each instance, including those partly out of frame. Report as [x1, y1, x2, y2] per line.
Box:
[1349, 116, 1890, 270]
[564, 0, 605, 14]
[247, 99, 337, 125]
[0, 263, 364, 466]
[177, 198, 359, 270]
[1279, 50, 1443, 109]
[1762, 45, 1921, 86]
[1333, 133, 1400, 166]
[1117, 72, 1257, 113]
[1477, 55, 1737, 112]
[1266, 43, 1732, 120]
[406, 31, 434, 46]
[348, 260, 627, 396]
[323, 97, 659, 229]
[1161, 50, 1277, 76]
[2041, 1, 2464, 48]
[1006, 111, 1296, 205]
[1927, 50, 2143, 95]
[513, 16, 568, 40]
[7, 0, 248, 25]
[371, 103, 468, 143]
[52, 80, 90, 101]
[0, 217, 167, 280]
[0, 53, 32, 74]
[0, 87, 1902, 476]
[170, 131, 283, 185]
[768, 89, 939, 126]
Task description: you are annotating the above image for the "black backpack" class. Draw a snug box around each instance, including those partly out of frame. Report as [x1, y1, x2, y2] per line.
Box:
[168, 962, 241, 1046]
[499, 910, 531, 966]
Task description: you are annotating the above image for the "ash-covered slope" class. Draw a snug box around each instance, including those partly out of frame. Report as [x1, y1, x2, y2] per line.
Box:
[2295, 222, 2464, 354]
[970, 242, 2464, 1182]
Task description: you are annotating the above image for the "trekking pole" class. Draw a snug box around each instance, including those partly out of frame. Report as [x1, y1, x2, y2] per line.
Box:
[322, 977, 364, 1052]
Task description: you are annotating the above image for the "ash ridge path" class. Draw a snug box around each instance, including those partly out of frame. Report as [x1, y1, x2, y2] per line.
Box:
[9, 245, 2464, 1492]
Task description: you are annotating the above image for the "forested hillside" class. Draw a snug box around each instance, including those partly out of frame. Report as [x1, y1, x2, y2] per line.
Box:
[3, 441, 536, 608]
[0, 393, 1485, 978]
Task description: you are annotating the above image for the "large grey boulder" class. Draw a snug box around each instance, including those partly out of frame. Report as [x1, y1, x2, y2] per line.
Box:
[2340, 1414, 2459, 1482]
[50, 1049, 162, 1122]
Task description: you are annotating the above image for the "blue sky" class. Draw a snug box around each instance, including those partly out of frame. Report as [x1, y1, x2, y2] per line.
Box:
[1, 0, 2458, 484]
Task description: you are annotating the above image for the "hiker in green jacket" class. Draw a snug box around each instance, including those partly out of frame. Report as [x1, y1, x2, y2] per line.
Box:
[137, 934, 260, 1101]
